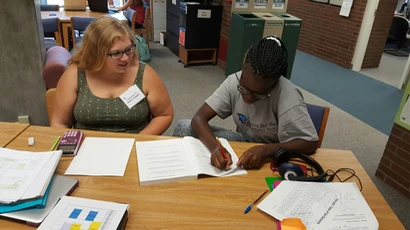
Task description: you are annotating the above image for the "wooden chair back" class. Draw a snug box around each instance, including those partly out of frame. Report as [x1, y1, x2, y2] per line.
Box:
[306, 103, 330, 148]
[135, 7, 151, 47]
[45, 88, 56, 123]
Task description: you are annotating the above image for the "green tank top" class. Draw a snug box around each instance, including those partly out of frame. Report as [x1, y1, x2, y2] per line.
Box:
[73, 62, 151, 133]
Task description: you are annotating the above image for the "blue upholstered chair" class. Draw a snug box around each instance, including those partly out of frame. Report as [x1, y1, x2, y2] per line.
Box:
[305, 103, 330, 148]
[40, 4, 60, 11]
[42, 18, 61, 51]
[70, 17, 96, 48]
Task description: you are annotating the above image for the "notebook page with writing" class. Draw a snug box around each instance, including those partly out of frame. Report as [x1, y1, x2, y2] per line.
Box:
[136, 139, 198, 186]
[183, 137, 247, 177]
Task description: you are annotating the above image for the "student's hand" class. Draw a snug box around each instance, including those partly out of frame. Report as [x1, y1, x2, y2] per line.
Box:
[237, 145, 270, 169]
[210, 147, 232, 170]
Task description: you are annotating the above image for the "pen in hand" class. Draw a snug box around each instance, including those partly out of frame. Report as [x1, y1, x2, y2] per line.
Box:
[215, 137, 227, 160]
[244, 190, 269, 214]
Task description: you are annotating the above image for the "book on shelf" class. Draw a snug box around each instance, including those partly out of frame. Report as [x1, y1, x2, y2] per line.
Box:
[38, 196, 129, 230]
[0, 148, 62, 204]
[135, 136, 248, 186]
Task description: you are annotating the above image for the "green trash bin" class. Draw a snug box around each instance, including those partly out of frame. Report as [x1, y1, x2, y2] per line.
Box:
[225, 13, 264, 77]
[272, 13, 302, 80]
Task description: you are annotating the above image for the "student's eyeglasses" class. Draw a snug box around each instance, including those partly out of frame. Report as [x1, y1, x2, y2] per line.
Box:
[235, 73, 272, 100]
[107, 44, 136, 60]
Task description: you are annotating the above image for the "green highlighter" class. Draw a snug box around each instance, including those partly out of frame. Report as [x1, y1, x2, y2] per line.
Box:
[265, 177, 283, 191]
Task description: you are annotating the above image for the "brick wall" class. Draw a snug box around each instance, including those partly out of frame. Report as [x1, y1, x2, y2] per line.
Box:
[362, 0, 397, 68]
[217, 0, 232, 69]
[376, 123, 410, 199]
[286, 0, 367, 69]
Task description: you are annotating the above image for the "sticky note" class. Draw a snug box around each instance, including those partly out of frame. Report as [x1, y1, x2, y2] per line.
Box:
[281, 218, 307, 230]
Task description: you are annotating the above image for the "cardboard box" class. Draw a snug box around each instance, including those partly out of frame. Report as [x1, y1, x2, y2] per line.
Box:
[160, 32, 166, 46]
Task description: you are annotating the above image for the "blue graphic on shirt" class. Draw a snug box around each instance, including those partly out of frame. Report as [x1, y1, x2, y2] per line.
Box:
[237, 113, 250, 127]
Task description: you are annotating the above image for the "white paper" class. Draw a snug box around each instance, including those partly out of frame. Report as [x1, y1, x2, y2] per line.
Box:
[135, 137, 247, 186]
[254, 0, 267, 9]
[0, 148, 60, 203]
[119, 85, 145, 109]
[257, 181, 379, 230]
[20, 151, 62, 199]
[183, 137, 247, 177]
[235, 0, 249, 9]
[65, 137, 134, 176]
[339, 0, 353, 17]
[272, 0, 285, 9]
[197, 9, 211, 18]
[136, 139, 198, 186]
[38, 196, 129, 230]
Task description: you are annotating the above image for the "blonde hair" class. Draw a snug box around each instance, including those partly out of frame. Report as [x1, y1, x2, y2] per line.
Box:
[70, 16, 138, 72]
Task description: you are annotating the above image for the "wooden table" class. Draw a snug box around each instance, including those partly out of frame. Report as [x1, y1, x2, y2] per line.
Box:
[0, 122, 29, 147]
[41, 9, 127, 50]
[0, 126, 405, 229]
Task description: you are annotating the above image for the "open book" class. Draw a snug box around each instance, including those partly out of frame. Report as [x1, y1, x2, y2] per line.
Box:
[0, 148, 62, 204]
[135, 137, 247, 186]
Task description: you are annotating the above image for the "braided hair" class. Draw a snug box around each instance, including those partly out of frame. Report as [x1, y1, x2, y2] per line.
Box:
[244, 36, 288, 79]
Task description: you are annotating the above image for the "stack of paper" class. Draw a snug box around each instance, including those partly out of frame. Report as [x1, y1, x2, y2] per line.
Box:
[257, 181, 379, 230]
[0, 148, 62, 204]
[65, 137, 135, 176]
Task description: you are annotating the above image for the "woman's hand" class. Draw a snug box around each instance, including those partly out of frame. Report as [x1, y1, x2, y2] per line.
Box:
[236, 145, 270, 169]
[210, 147, 232, 170]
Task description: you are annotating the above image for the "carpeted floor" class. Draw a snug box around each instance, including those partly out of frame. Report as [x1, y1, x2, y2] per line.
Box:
[291, 51, 404, 135]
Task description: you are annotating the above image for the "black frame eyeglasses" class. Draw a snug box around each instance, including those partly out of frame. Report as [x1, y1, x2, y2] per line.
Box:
[107, 44, 136, 60]
[235, 73, 272, 100]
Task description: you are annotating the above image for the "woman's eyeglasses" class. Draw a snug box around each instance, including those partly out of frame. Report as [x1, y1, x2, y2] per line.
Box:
[235, 73, 272, 100]
[107, 44, 136, 60]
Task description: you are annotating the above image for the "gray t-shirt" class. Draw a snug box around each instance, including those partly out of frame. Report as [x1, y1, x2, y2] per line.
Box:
[205, 72, 318, 143]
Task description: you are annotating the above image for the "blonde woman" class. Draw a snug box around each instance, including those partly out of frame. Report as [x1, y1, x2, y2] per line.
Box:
[52, 16, 173, 134]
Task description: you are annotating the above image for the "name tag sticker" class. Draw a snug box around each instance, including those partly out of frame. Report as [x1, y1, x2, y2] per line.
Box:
[120, 85, 145, 109]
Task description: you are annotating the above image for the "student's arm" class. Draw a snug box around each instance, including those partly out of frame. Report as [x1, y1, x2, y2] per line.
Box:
[119, 0, 133, 11]
[191, 103, 233, 170]
[139, 64, 174, 135]
[236, 139, 318, 169]
[50, 64, 79, 128]
[237, 102, 319, 169]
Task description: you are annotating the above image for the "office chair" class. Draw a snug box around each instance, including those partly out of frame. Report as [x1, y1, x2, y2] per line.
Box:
[70, 17, 96, 48]
[385, 16, 410, 52]
[40, 4, 60, 11]
[45, 88, 56, 123]
[306, 103, 330, 148]
[42, 18, 62, 51]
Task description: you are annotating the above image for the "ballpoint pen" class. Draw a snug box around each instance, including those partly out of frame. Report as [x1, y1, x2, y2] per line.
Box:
[215, 137, 228, 160]
[50, 136, 61, 151]
[244, 190, 269, 214]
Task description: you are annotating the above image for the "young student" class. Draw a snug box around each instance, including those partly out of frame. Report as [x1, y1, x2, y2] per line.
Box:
[114, 0, 146, 29]
[173, 36, 318, 170]
[51, 16, 173, 134]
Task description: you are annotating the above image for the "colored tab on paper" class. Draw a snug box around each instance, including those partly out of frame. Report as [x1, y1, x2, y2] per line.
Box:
[89, 221, 101, 230]
[281, 218, 307, 230]
[265, 177, 282, 191]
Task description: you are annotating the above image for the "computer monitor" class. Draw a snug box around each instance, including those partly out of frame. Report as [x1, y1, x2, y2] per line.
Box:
[88, 0, 109, 12]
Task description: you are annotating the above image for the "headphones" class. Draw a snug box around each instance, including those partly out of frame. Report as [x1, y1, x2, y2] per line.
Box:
[271, 148, 327, 182]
